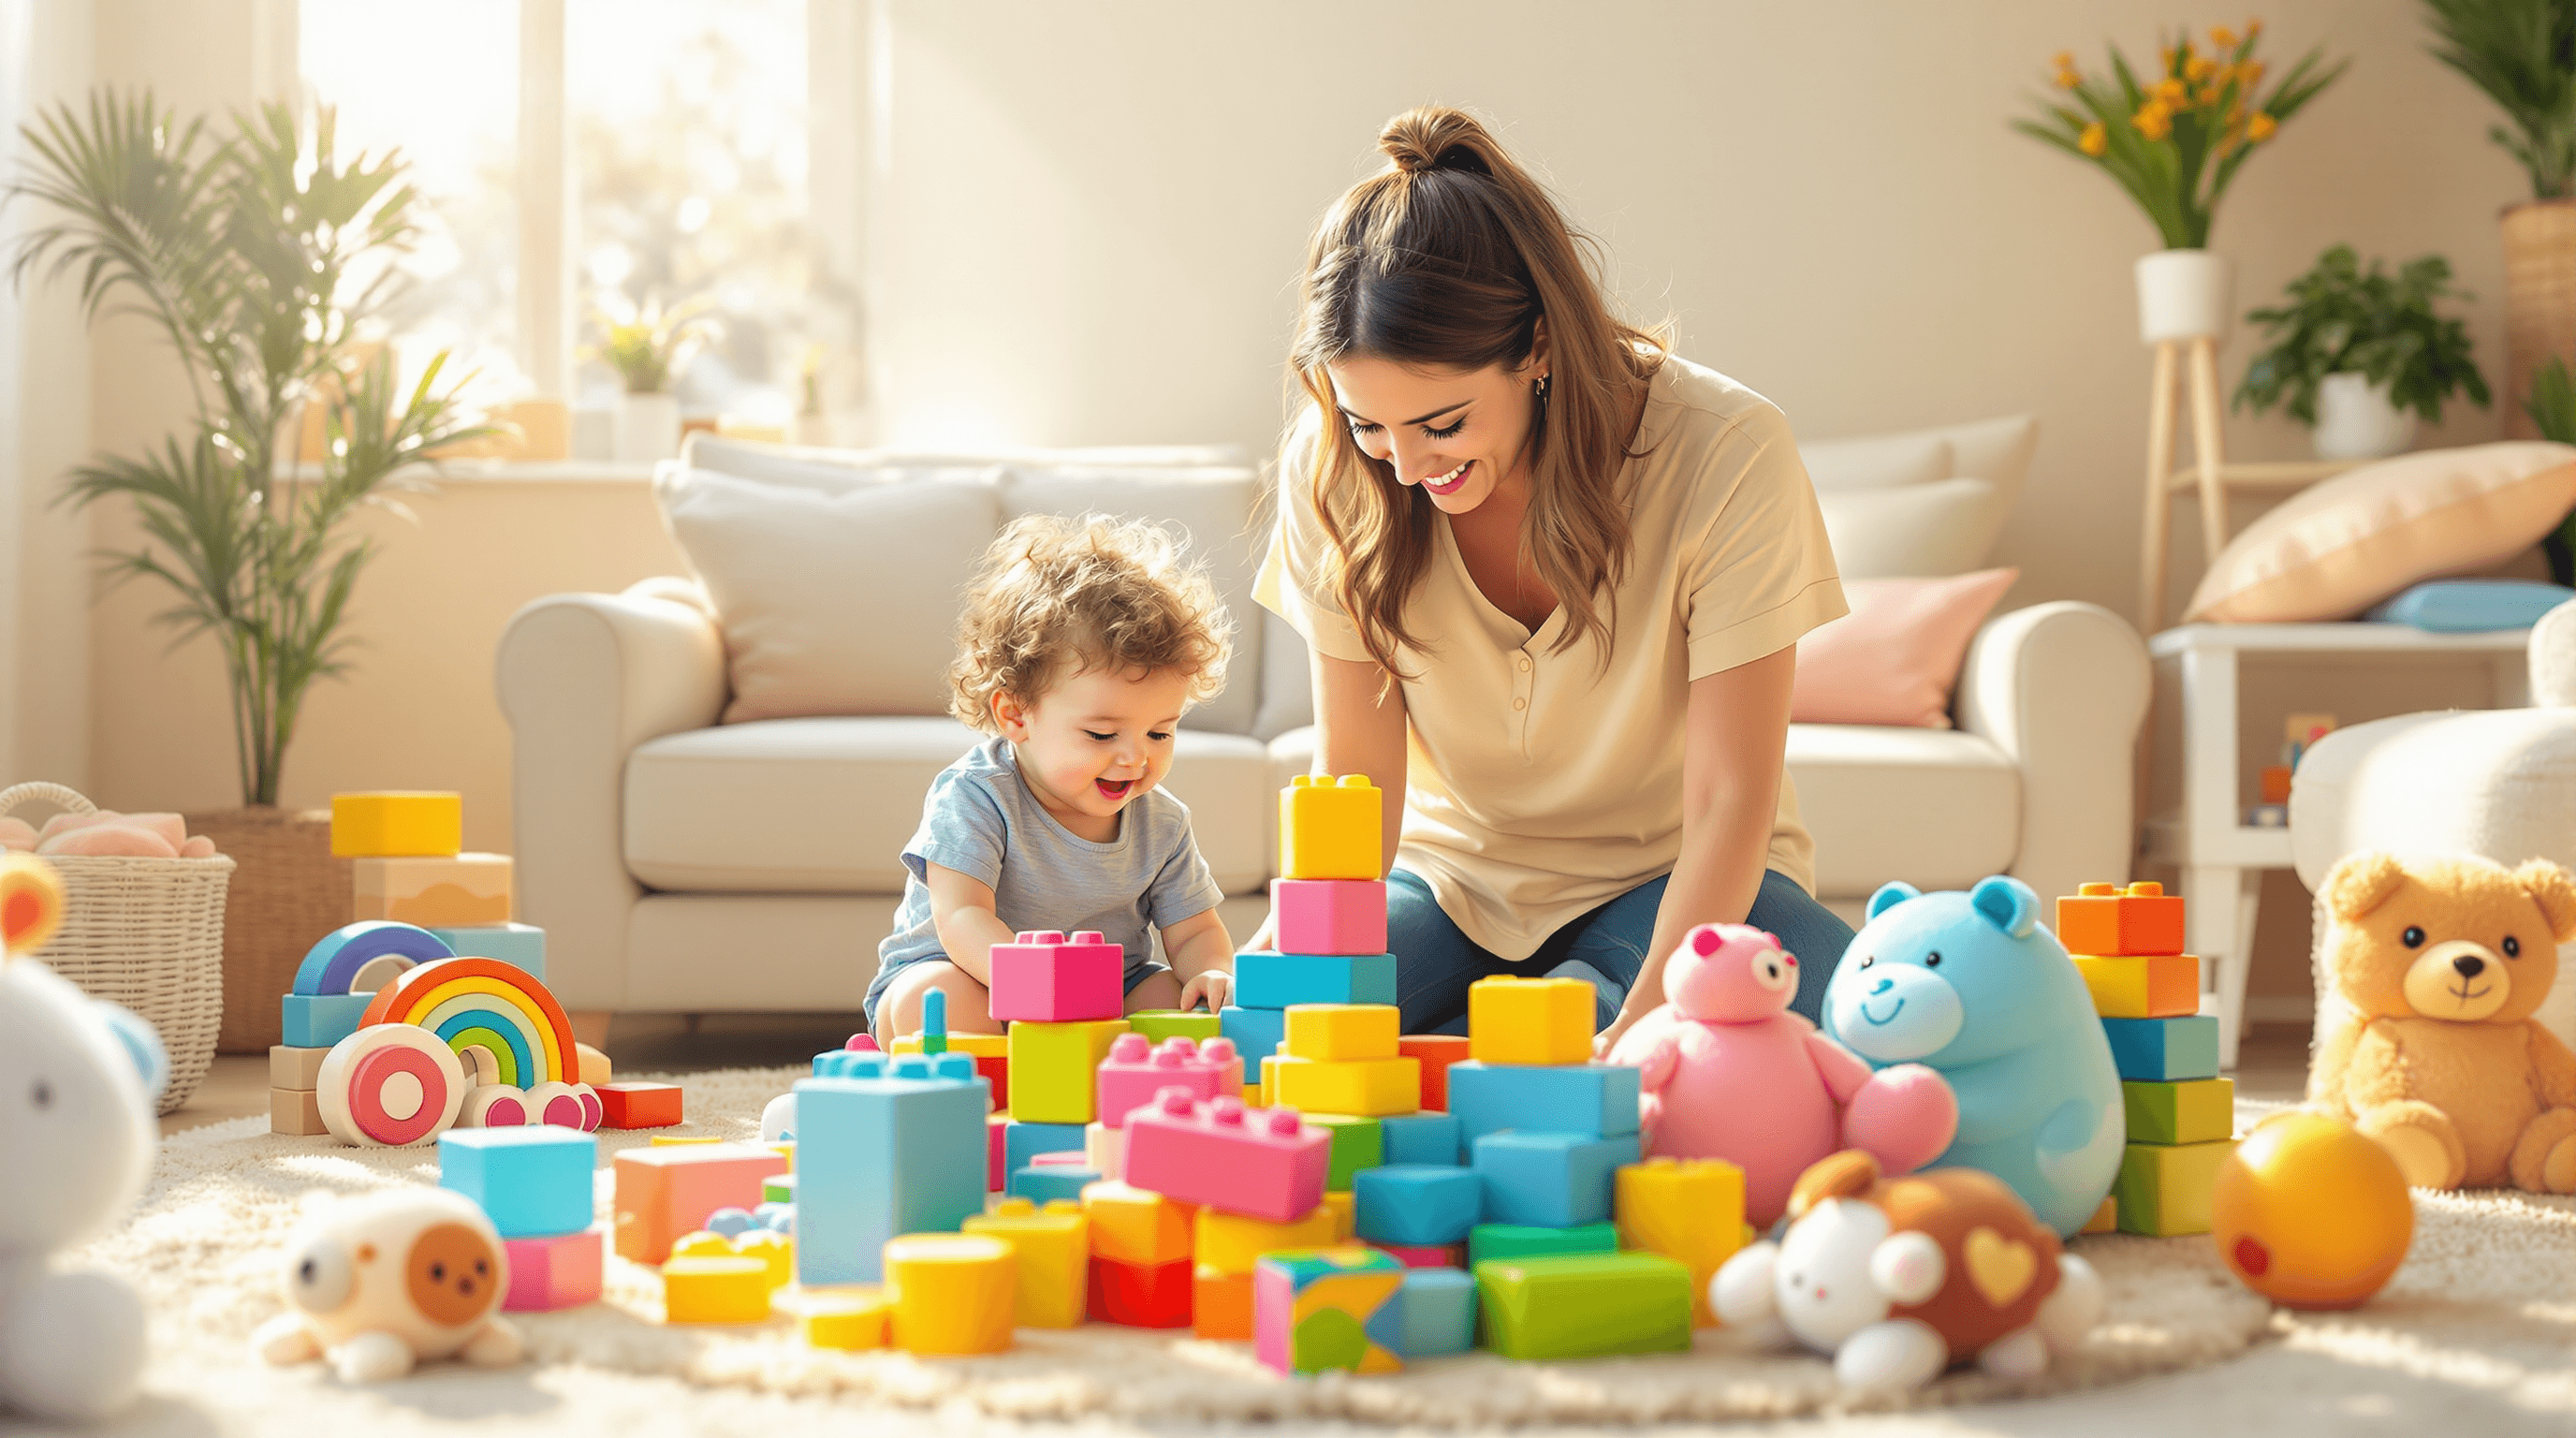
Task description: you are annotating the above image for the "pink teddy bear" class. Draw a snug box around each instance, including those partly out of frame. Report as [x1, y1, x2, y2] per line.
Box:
[1609, 923, 1958, 1226]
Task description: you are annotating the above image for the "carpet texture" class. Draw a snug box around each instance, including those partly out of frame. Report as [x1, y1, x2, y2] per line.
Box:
[66, 1072, 2575, 1429]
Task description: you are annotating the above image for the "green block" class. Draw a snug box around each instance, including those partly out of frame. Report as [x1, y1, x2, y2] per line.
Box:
[2114, 1138, 2234, 1235]
[1127, 1009, 1223, 1045]
[1472, 1253, 1693, 1359]
[1005, 1019, 1131, 1124]
[2122, 1077, 2233, 1145]
[1467, 1221, 1617, 1267]
[763, 1174, 795, 1204]
[1305, 1113, 1383, 1191]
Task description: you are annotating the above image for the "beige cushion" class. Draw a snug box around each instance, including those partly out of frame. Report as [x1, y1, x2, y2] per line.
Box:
[2186, 442, 2576, 623]
[622, 716, 1274, 896]
[1818, 477, 2011, 578]
[1800, 433, 1951, 492]
[1784, 724, 2020, 897]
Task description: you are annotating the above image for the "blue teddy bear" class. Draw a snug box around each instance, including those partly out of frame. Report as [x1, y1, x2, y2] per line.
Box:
[1822, 875, 2124, 1237]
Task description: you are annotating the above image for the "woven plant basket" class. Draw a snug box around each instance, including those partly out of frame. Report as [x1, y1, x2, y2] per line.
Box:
[184, 805, 350, 1052]
[2502, 198, 2576, 440]
[0, 782, 232, 1115]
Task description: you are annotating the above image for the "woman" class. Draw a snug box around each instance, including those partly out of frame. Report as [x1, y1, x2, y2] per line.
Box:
[1253, 106, 1855, 1052]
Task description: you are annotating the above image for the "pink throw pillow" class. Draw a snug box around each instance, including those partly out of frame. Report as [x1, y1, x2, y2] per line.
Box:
[1793, 569, 2019, 728]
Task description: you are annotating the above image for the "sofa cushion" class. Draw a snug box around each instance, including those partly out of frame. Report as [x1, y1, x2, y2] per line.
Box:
[1783, 724, 2019, 898]
[623, 717, 1274, 896]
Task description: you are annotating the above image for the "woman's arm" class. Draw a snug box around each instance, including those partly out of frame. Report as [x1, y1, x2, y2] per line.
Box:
[922, 862, 1017, 984]
[1595, 644, 1795, 1055]
[1243, 649, 1410, 951]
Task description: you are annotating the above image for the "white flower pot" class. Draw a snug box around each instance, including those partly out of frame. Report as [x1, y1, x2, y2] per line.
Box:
[2311, 372, 2416, 461]
[612, 391, 681, 462]
[2135, 248, 2236, 345]
[791, 413, 834, 448]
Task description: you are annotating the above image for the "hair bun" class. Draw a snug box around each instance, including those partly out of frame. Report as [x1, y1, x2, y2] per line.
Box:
[1378, 106, 1493, 178]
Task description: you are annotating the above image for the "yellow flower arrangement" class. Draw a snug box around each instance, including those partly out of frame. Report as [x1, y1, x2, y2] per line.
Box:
[2015, 20, 2345, 249]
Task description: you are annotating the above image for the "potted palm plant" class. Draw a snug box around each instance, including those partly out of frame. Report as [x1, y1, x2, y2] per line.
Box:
[5, 92, 493, 1049]
[2233, 244, 2491, 459]
[593, 293, 713, 462]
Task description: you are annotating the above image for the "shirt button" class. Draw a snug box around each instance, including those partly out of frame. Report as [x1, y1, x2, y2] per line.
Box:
[1512, 697, 1527, 711]
[1516, 654, 1531, 671]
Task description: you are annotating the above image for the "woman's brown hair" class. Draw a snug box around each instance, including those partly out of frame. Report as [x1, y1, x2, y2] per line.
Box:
[1288, 106, 1666, 674]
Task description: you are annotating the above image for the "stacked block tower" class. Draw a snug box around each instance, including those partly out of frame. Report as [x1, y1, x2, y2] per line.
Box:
[1224, 775, 1398, 1078]
[994, 929, 1132, 1196]
[2060, 881, 2236, 1236]
[440, 1125, 604, 1313]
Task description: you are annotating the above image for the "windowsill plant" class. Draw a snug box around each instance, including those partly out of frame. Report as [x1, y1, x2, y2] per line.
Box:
[2233, 244, 2491, 460]
[590, 293, 714, 463]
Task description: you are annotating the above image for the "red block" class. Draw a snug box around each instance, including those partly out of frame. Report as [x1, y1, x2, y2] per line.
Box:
[596, 1081, 683, 1129]
[976, 1053, 1009, 1111]
[1398, 1034, 1471, 1111]
[504, 1227, 603, 1312]
[1089, 1255, 1193, 1327]
[989, 929, 1124, 1021]
[988, 1113, 1009, 1193]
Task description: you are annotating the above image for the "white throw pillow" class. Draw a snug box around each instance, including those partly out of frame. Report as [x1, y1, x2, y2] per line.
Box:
[1798, 434, 1951, 492]
[1817, 477, 2011, 580]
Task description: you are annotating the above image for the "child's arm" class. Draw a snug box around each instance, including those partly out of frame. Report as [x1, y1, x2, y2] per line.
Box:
[1160, 907, 1236, 1013]
[922, 862, 1018, 985]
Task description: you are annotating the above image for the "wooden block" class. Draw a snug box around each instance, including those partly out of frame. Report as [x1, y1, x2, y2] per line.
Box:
[330, 791, 461, 858]
[2123, 1077, 2235, 1146]
[270, 1086, 329, 1136]
[2056, 881, 2186, 957]
[574, 1042, 611, 1085]
[2073, 953, 2200, 1018]
[353, 853, 514, 927]
[270, 1044, 330, 1092]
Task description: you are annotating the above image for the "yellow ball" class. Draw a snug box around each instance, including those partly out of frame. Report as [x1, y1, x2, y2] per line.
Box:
[2211, 1110, 2412, 1310]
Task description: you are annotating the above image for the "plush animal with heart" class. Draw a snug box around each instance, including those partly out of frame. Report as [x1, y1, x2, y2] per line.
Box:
[1712, 1149, 2103, 1396]
[2308, 851, 2576, 1192]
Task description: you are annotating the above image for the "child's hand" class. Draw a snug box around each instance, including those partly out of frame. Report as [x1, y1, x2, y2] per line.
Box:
[1178, 969, 1234, 1014]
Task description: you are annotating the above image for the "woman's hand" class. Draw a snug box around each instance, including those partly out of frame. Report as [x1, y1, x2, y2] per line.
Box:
[1178, 969, 1235, 1014]
[1595, 998, 1654, 1059]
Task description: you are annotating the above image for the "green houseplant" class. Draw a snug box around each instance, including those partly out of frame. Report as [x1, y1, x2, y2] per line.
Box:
[2233, 244, 2491, 458]
[591, 292, 711, 462]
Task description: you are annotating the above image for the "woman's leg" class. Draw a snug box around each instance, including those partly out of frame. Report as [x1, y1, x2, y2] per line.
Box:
[1553, 871, 1854, 1026]
[1747, 871, 1858, 1024]
[1551, 874, 1670, 1029]
[1386, 868, 1504, 1034]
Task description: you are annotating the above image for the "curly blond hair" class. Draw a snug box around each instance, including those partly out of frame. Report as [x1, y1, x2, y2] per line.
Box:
[949, 512, 1234, 731]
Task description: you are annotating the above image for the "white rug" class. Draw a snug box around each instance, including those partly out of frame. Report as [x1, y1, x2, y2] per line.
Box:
[63, 1073, 2576, 1433]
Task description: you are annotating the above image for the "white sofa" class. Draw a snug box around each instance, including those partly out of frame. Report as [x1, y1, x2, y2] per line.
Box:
[498, 433, 2152, 1017]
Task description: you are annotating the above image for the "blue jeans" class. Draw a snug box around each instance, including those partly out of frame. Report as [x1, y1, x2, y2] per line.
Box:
[1386, 868, 1854, 1034]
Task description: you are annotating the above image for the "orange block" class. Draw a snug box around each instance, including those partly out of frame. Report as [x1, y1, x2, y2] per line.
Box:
[1192, 1263, 1253, 1340]
[2056, 881, 2185, 958]
[612, 1143, 789, 1264]
[1398, 1034, 1471, 1111]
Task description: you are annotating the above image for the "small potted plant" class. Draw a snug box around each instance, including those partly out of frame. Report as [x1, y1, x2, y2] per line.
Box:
[2232, 244, 2491, 460]
[593, 293, 713, 462]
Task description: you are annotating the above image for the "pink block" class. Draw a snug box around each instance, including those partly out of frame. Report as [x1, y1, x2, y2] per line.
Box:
[988, 930, 1124, 1021]
[504, 1227, 603, 1312]
[1095, 1033, 1245, 1128]
[1121, 1092, 1329, 1223]
[1271, 879, 1389, 957]
[1367, 1241, 1464, 1269]
[988, 1113, 1008, 1192]
[1031, 1149, 1090, 1167]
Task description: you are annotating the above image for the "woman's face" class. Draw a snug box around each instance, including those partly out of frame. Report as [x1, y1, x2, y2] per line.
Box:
[1328, 352, 1544, 517]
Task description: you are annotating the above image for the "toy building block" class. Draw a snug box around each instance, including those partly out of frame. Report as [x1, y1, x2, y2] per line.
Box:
[890, 1031, 1010, 1059]
[801, 1288, 891, 1349]
[330, 791, 462, 858]
[733, 1228, 794, 1287]
[1220, 1005, 1288, 1062]
[2082, 1196, 2119, 1234]
[1472, 1132, 1638, 1228]
[1280, 774, 1383, 881]
[764, 1175, 796, 1205]
[1398, 1034, 1471, 1111]
[270, 1044, 331, 1092]
[1616, 1157, 1746, 1327]
[1323, 1190, 1355, 1240]
[1368, 1241, 1467, 1269]
[597, 1082, 684, 1129]
[1379, 1111, 1464, 1167]
[1128, 1009, 1222, 1044]
[885, 1233, 1017, 1354]
[1193, 1263, 1254, 1340]
[1089, 1255, 1193, 1328]
[353, 853, 515, 927]
[2115, 1137, 2238, 1236]
[503, 1227, 602, 1312]
[1270, 1055, 1422, 1118]
[1354, 1166, 1485, 1248]
[280, 991, 373, 1049]
[426, 921, 547, 980]
[793, 1054, 988, 1286]
[989, 929, 1124, 1022]
[663, 1255, 772, 1324]
[1387, 1267, 1477, 1357]
[1005, 1018, 1132, 1123]
[1282, 1003, 1401, 1062]
[1444, 1062, 1642, 1152]
[440, 1126, 597, 1239]
[1468, 1221, 1619, 1267]
[614, 1142, 790, 1264]
[2056, 881, 2186, 957]
[1122, 1093, 1331, 1223]
[962, 1196, 1089, 1328]
[1468, 976, 1595, 1065]
[1096, 1033, 1244, 1127]
[1237, 950, 1398, 1008]
[2073, 953, 2201, 1019]
[1303, 1113, 1384, 1191]
[1081, 1179, 1198, 1267]
[574, 1042, 610, 1086]
[1193, 1204, 1339, 1274]
[1004, 1119, 1087, 1174]
[2101, 1015, 2222, 1082]
[1085, 1121, 1125, 1180]
[270, 1086, 329, 1136]
[650, 1135, 720, 1147]
[1253, 1246, 1404, 1374]
[1472, 1252, 1693, 1359]
[1272, 878, 1390, 956]
[987, 1114, 1008, 1191]
[1008, 1165, 1099, 1205]
[2124, 1077, 2236, 1146]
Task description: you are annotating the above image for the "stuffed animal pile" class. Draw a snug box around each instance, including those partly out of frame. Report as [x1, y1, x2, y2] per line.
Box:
[0, 809, 220, 859]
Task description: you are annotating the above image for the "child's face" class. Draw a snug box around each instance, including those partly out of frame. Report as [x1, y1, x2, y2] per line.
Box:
[994, 666, 1192, 838]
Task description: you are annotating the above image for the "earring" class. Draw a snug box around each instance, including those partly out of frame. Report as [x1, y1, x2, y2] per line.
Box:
[1533, 374, 1550, 405]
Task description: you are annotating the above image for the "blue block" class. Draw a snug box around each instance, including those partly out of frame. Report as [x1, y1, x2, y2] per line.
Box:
[291, 920, 455, 997]
[1471, 1131, 1638, 1228]
[2100, 1015, 2220, 1081]
[425, 922, 546, 981]
[1004, 1120, 1086, 1173]
[793, 1051, 988, 1286]
[1354, 1165, 1485, 1246]
[1380, 1267, 1477, 1357]
[1219, 1005, 1288, 1062]
[1235, 951, 1398, 1007]
[1379, 1112, 1464, 1167]
[437, 1126, 595, 1239]
[1007, 1164, 1100, 1204]
[1444, 1063, 1640, 1151]
[280, 992, 373, 1049]
[754, 1201, 795, 1234]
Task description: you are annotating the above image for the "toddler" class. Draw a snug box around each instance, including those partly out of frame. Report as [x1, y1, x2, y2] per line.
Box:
[867, 512, 1238, 1042]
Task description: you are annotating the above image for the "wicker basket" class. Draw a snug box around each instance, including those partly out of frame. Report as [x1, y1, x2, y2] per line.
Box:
[1, 782, 232, 1115]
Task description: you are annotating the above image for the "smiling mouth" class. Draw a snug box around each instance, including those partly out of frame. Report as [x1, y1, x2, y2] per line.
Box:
[1861, 998, 1905, 1027]
[1423, 459, 1471, 495]
[2447, 981, 2491, 1004]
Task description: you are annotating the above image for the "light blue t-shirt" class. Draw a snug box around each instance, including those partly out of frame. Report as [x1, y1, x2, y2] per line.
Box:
[875, 735, 1224, 978]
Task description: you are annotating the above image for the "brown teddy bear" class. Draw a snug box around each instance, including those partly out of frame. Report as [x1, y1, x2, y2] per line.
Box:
[2309, 851, 2576, 1192]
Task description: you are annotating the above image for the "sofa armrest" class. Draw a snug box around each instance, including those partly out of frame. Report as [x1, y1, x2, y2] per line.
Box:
[1954, 601, 2149, 909]
[496, 585, 728, 1009]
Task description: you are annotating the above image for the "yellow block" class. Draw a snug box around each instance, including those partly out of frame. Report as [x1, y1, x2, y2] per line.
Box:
[651, 1135, 721, 1147]
[663, 1255, 772, 1323]
[1080, 1180, 1195, 1266]
[963, 1197, 1090, 1328]
[1615, 1157, 1747, 1327]
[800, 1286, 890, 1349]
[1280, 774, 1381, 880]
[1193, 1205, 1339, 1275]
[733, 1230, 794, 1288]
[767, 1140, 796, 1173]
[1282, 1004, 1401, 1063]
[354, 853, 514, 927]
[1269, 1055, 1421, 1117]
[1322, 1190, 1355, 1241]
[1468, 976, 1595, 1064]
[1247, 1079, 1266, 1108]
[885, 1233, 1016, 1355]
[2072, 953, 2200, 1019]
[666, 1231, 732, 1260]
[890, 1030, 1009, 1058]
[330, 791, 461, 858]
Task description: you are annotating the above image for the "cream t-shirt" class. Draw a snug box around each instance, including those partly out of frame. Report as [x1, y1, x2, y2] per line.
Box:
[1254, 355, 1847, 960]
